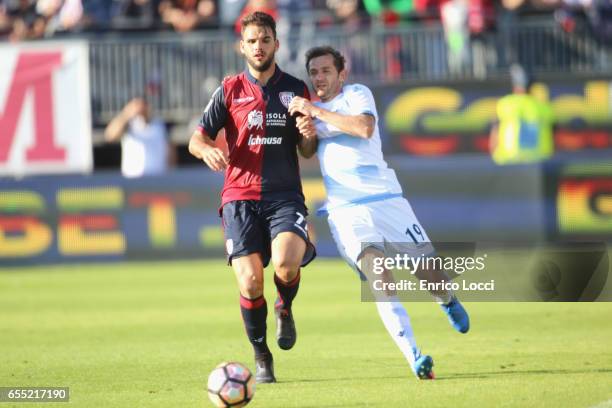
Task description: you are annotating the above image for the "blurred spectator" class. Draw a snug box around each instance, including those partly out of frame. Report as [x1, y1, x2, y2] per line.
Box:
[37, 0, 85, 35]
[276, 0, 312, 70]
[159, 0, 216, 32]
[441, 0, 469, 74]
[324, 0, 370, 76]
[80, 0, 114, 29]
[363, 0, 414, 25]
[233, 0, 277, 35]
[495, 0, 526, 67]
[327, 0, 363, 30]
[414, 0, 443, 18]
[556, 0, 612, 43]
[35, 0, 58, 34]
[219, 0, 245, 28]
[58, 0, 82, 29]
[113, 0, 161, 28]
[438, 0, 495, 75]
[0, 0, 13, 36]
[467, 0, 495, 35]
[5, 0, 46, 41]
[362, 0, 414, 79]
[105, 97, 175, 178]
[489, 65, 554, 165]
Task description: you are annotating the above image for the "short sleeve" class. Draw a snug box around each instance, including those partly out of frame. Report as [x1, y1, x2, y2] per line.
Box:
[302, 82, 311, 100]
[197, 85, 227, 140]
[347, 84, 376, 117]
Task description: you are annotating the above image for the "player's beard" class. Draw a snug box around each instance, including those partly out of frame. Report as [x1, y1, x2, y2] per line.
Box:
[316, 80, 339, 102]
[247, 51, 275, 73]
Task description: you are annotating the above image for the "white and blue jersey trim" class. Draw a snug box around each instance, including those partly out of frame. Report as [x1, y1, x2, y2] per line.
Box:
[316, 192, 403, 216]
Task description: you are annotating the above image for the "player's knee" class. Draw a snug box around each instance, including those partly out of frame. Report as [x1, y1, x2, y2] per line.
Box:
[271, 257, 299, 281]
[238, 273, 263, 298]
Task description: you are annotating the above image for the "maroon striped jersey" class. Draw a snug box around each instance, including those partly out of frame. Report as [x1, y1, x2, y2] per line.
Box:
[197, 65, 310, 207]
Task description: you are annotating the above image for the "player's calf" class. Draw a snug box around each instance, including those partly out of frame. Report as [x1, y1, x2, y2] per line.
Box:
[273, 271, 300, 350]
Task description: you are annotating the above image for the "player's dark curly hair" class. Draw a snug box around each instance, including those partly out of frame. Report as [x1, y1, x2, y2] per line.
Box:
[240, 11, 277, 39]
[305, 46, 346, 73]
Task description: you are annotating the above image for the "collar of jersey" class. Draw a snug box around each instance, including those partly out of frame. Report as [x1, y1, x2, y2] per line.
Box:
[245, 64, 283, 86]
[316, 86, 346, 107]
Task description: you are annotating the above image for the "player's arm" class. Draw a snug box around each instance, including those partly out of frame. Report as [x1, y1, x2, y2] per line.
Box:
[189, 85, 229, 171]
[104, 98, 142, 142]
[289, 97, 375, 140]
[188, 129, 228, 171]
[296, 115, 318, 158]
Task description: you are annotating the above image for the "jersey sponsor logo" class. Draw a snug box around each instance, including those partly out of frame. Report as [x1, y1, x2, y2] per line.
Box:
[233, 96, 255, 104]
[247, 110, 264, 130]
[279, 92, 295, 109]
[247, 135, 282, 145]
[266, 112, 287, 127]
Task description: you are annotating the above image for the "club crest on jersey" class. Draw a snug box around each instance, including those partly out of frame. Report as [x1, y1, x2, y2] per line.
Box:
[247, 110, 264, 130]
[279, 92, 295, 109]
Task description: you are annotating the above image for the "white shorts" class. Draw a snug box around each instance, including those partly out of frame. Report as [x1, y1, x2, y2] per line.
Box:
[327, 196, 435, 267]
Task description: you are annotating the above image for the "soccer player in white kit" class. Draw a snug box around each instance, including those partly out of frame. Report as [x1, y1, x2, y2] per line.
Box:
[289, 46, 470, 380]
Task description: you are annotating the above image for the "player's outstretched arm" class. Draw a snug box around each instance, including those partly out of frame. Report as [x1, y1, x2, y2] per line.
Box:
[188, 129, 228, 171]
[289, 96, 374, 139]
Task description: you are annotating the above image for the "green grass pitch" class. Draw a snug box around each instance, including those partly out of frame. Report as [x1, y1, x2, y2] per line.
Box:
[1, 259, 611, 408]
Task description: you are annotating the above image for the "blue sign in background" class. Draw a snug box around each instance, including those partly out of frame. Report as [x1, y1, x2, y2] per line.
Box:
[0, 155, 609, 266]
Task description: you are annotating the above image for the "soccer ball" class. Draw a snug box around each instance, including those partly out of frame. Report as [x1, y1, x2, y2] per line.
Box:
[207, 362, 255, 407]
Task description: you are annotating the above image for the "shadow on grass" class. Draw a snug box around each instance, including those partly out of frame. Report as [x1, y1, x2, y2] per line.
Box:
[434, 367, 612, 381]
[280, 367, 612, 384]
[279, 375, 414, 384]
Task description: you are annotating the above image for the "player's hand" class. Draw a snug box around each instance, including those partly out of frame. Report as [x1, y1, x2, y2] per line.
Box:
[296, 115, 316, 139]
[199, 145, 229, 171]
[289, 96, 316, 118]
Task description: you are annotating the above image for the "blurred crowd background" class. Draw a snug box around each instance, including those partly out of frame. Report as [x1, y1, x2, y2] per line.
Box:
[2, 0, 611, 45]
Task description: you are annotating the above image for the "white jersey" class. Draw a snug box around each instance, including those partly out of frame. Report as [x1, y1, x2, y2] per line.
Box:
[314, 84, 402, 213]
[121, 117, 168, 178]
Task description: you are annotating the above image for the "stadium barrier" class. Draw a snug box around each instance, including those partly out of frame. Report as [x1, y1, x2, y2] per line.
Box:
[87, 18, 612, 125]
[1, 157, 609, 266]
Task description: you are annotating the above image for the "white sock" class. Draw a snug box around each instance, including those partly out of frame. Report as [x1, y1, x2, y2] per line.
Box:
[375, 297, 418, 366]
[433, 291, 453, 305]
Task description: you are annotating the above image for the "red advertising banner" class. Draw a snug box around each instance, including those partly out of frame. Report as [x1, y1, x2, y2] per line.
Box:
[0, 41, 92, 176]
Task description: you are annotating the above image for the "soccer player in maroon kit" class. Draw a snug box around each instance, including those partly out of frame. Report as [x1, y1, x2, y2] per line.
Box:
[188, 12, 318, 383]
